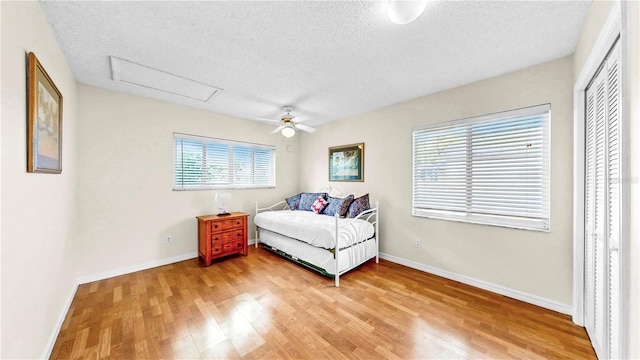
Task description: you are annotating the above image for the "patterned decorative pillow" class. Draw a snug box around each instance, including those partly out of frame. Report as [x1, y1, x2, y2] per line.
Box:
[323, 195, 355, 217]
[311, 196, 328, 214]
[285, 193, 302, 210]
[299, 192, 327, 211]
[348, 193, 370, 218]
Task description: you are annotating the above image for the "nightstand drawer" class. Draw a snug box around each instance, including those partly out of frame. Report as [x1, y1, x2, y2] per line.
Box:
[222, 241, 244, 253]
[221, 231, 234, 242]
[222, 218, 244, 230]
[212, 230, 244, 243]
[211, 234, 223, 242]
[232, 230, 244, 241]
[211, 245, 223, 255]
[210, 221, 223, 233]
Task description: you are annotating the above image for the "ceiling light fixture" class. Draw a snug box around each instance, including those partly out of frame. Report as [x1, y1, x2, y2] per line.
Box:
[387, 0, 427, 25]
[281, 125, 296, 138]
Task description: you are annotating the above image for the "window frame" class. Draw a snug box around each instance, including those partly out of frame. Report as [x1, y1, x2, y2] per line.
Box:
[412, 104, 551, 232]
[173, 132, 276, 190]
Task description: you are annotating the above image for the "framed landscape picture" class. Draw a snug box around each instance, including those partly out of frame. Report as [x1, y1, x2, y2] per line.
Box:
[27, 52, 63, 174]
[328, 143, 364, 182]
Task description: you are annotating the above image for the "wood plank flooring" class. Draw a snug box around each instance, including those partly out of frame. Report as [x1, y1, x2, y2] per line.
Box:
[50, 247, 596, 359]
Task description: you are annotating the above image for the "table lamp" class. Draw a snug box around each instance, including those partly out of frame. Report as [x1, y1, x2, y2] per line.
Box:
[215, 192, 232, 216]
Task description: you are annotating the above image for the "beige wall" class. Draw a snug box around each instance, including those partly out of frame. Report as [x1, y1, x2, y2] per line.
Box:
[0, 1, 79, 358]
[299, 56, 574, 305]
[76, 85, 299, 280]
[573, 0, 616, 82]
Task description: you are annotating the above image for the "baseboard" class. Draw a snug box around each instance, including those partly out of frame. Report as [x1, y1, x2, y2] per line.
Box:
[42, 281, 79, 359]
[379, 252, 573, 315]
[78, 252, 198, 285]
[77, 241, 260, 285]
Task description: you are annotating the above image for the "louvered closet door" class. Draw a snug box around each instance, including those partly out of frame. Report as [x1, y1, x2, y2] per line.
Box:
[605, 40, 621, 360]
[584, 39, 621, 360]
[586, 59, 607, 359]
[584, 66, 597, 351]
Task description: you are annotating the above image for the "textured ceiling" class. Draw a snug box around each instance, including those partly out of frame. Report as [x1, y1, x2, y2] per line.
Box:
[39, 1, 590, 127]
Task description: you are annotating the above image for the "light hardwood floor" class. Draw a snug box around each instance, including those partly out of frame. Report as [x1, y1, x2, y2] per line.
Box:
[51, 247, 596, 359]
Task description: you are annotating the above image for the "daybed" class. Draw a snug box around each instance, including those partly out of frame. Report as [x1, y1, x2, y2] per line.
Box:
[254, 190, 379, 287]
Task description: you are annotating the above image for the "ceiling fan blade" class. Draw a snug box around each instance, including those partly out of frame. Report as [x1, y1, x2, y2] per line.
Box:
[271, 125, 286, 134]
[295, 124, 316, 133]
[255, 117, 281, 123]
[292, 115, 310, 123]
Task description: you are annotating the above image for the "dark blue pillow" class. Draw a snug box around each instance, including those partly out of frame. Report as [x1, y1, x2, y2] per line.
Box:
[298, 192, 327, 211]
[323, 195, 354, 217]
[285, 193, 301, 210]
[348, 193, 370, 218]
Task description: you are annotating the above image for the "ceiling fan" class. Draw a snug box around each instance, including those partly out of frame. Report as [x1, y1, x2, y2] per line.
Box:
[256, 106, 316, 138]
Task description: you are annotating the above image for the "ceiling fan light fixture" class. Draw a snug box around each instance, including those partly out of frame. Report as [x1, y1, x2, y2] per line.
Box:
[259, 105, 316, 136]
[281, 125, 296, 138]
[387, 0, 427, 25]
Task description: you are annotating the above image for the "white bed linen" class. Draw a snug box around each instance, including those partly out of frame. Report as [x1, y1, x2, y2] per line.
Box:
[258, 229, 377, 275]
[254, 210, 375, 249]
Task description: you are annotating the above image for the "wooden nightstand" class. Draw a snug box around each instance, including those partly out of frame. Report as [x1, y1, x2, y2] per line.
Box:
[197, 212, 249, 266]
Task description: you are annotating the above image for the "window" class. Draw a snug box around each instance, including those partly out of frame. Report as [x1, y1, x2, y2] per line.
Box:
[173, 133, 275, 190]
[412, 104, 550, 231]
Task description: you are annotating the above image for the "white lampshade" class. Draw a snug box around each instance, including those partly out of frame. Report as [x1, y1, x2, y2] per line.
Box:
[387, 0, 427, 25]
[281, 126, 296, 138]
[215, 192, 232, 203]
[215, 192, 232, 215]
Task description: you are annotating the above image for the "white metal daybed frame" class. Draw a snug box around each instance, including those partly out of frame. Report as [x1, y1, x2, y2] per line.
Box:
[254, 198, 379, 287]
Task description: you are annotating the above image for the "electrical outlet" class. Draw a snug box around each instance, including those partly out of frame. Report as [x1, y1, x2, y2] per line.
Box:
[165, 235, 173, 244]
[415, 239, 421, 248]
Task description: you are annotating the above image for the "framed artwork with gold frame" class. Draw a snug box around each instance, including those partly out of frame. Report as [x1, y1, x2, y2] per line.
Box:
[328, 143, 364, 182]
[27, 52, 63, 173]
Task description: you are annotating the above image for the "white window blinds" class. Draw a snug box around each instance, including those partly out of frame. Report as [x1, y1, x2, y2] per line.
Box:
[174, 133, 275, 190]
[412, 104, 550, 231]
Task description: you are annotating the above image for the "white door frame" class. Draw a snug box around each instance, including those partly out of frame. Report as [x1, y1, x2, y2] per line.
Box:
[572, 1, 628, 358]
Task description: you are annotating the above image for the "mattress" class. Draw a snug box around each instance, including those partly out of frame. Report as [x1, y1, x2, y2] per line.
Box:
[254, 210, 375, 249]
[258, 229, 377, 275]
